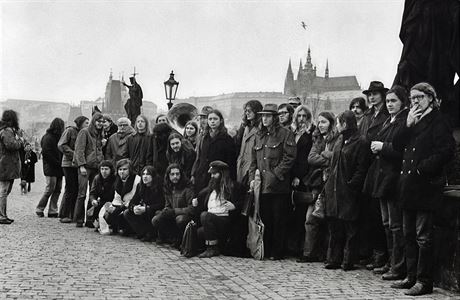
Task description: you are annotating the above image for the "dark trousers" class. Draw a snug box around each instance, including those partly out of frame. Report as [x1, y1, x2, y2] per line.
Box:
[403, 209, 434, 286]
[124, 209, 158, 236]
[74, 167, 98, 224]
[287, 201, 307, 256]
[260, 193, 289, 258]
[0, 180, 14, 220]
[104, 206, 128, 232]
[59, 167, 78, 219]
[197, 211, 230, 242]
[152, 208, 191, 241]
[327, 218, 358, 266]
[360, 197, 388, 263]
[303, 202, 327, 259]
[380, 198, 405, 275]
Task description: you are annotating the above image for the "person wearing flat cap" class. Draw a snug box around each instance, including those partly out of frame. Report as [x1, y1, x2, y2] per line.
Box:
[359, 80, 391, 272]
[249, 103, 297, 260]
[194, 160, 243, 258]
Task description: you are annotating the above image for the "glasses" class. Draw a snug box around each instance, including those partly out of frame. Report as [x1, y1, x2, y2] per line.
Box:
[118, 124, 129, 127]
[410, 94, 426, 101]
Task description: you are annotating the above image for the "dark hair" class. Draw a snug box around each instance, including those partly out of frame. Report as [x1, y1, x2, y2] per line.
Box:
[242, 100, 263, 127]
[116, 158, 133, 174]
[99, 160, 115, 176]
[74, 116, 89, 129]
[387, 85, 409, 108]
[349, 97, 368, 112]
[47, 118, 65, 136]
[163, 163, 188, 193]
[139, 165, 162, 194]
[166, 133, 184, 155]
[183, 120, 198, 138]
[205, 109, 227, 135]
[278, 103, 294, 125]
[155, 114, 170, 124]
[337, 110, 357, 131]
[0, 110, 19, 130]
[208, 165, 234, 200]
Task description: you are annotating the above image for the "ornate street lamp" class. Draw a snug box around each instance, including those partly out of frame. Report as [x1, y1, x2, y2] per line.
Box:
[164, 70, 179, 110]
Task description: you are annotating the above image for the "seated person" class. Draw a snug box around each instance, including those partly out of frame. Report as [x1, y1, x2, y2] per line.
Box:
[151, 163, 194, 247]
[195, 160, 242, 258]
[89, 160, 116, 229]
[124, 165, 164, 242]
[104, 159, 141, 234]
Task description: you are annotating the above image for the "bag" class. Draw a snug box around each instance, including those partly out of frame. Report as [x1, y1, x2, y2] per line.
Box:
[247, 169, 264, 260]
[181, 220, 198, 258]
[312, 191, 325, 219]
[240, 192, 254, 217]
[291, 190, 315, 206]
[98, 202, 111, 235]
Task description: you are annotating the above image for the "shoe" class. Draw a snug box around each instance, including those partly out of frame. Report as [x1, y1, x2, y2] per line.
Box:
[268, 256, 282, 261]
[36, 212, 44, 217]
[85, 221, 95, 228]
[0, 218, 13, 224]
[373, 265, 390, 274]
[325, 263, 341, 270]
[59, 217, 72, 223]
[48, 213, 58, 218]
[382, 272, 405, 281]
[76, 222, 83, 228]
[7, 218, 14, 223]
[404, 282, 433, 296]
[342, 263, 355, 271]
[198, 247, 220, 258]
[296, 256, 316, 263]
[391, 278, 416, 289]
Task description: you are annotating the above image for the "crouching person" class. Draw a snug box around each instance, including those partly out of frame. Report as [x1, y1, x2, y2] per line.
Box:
[196, 160, 239, 258]
[124, 166, 164, 242]
[152, 164, 194, 247]
[104, 159, 140, 234]
[89, 160, 116, 230]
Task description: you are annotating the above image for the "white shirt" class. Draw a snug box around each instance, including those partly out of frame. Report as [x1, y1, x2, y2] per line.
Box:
[207, 190, 235, 216]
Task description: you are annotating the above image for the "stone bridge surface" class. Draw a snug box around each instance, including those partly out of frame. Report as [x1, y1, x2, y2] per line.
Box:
[1, 164, 459, 299]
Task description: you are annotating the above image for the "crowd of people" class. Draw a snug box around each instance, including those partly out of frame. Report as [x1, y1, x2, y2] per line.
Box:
[0, 81, 456, 296]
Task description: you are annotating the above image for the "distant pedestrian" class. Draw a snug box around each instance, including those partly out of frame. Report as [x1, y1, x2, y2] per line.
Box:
[36, 118, 65, 218]
[19, 142, 38, 195]
[58, 115, 89, 223]
[0, 110, 25, 224]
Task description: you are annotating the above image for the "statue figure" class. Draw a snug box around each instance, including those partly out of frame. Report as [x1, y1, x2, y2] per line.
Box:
[123, 76, 143, 125]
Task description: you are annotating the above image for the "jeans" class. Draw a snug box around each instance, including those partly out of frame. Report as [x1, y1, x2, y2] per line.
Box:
[59, 167, 78, 219]
[36, 176, 63, 215]
[74, 167, 98, 224]
[327, 218, 358, 266]
[403, 209, 434, 286]
[0, 180, 14, 220]
[260, 193, 289, 258]
[380, 198, 405, 275]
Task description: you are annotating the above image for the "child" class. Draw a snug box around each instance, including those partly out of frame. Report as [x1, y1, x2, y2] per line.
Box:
[20, 142, 38, 194]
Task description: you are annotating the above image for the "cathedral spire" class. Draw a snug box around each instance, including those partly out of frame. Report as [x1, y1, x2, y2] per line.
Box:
[284, 59, 295, 96]
[306, 46, 311, 65]
[305, 46, 313, 72]
[325, 59, 329, 79]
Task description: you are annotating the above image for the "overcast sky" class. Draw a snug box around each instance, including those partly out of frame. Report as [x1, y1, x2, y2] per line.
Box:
[1, 0, 404, 110]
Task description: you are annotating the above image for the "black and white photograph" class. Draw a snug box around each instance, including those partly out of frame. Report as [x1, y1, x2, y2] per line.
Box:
[1, 0, 459, 298]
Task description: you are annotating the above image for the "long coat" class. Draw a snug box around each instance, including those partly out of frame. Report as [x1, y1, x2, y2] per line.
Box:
[0, 126, 23, 181]
[324, 131, 370, 221]
[360, 105, 390, 141]
[20, 149, 37, 182]
[236, 125, 258, 184]
[363, 109, 408, 200]
[394, 109, 455, 211]
[291, 126, 315, 192]
[127, 131, 151, 175]
[249, 125, 297, 194]
[192, 130, 236, 192]
[41, 131, 63, 177]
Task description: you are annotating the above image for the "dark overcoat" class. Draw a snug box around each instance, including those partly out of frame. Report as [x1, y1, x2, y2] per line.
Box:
[394, 109, 455, 211]
[363, 109, 408, 200]
[291, 126, 315, 192]
[127, 131, 151, 175]
[20, 149, 37, 182]
[0, 126, 23, 181]
[324, 131, 370, 221]
[360, 105, 390, 141]
[41, 131, 63, 177]
[249, 125, 297, 194]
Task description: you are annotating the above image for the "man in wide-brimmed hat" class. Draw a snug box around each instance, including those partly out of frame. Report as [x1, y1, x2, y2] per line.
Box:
[359, 81, 391, 273]
[249, 103, 297, 260]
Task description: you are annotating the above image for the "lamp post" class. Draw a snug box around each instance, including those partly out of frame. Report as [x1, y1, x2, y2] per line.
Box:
[164, 70, 179, 110]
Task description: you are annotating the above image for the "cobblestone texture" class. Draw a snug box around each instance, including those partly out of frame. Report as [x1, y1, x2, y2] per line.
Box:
[1, 164, 459, 299]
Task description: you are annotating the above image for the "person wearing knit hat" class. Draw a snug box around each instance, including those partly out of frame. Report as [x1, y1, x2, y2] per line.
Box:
[57, 115, 89, 223]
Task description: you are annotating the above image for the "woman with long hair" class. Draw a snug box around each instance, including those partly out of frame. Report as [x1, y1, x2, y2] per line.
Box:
[36, 118, 65, 218]
[183, 120, 198, 149]
[191, 109, 236, 193]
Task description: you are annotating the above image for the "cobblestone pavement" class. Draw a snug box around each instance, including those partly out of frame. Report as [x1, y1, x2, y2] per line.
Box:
[1, 165, 459, 299]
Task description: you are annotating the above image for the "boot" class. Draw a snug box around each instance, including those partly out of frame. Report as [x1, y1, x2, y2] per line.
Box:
[198, 245, 220, 258]
[391, 277, 416, 289]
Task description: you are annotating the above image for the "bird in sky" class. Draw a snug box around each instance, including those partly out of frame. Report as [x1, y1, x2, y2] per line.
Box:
[301, 21, 307, 30]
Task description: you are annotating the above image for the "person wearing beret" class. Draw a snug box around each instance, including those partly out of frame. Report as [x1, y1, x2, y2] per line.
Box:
[249, 103, 297, 260]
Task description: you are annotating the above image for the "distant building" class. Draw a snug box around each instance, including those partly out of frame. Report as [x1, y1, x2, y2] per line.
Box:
[284, 46, 363, 116]
[179, 92, 289, 127]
